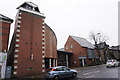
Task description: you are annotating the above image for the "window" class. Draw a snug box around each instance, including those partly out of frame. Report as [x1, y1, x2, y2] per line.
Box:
[66, 46, 68, 50]
[30, 53, 33, 60]
[71, 45, 73, 48]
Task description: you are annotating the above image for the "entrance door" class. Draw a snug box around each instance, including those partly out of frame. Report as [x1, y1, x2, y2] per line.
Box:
[45, 58, 49, 69]
[79, 59, 83, 67]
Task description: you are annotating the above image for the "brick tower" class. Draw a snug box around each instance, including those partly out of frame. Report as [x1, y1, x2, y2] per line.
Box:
[8, 2, 57, 77]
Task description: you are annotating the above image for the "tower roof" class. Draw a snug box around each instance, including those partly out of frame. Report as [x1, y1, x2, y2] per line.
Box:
[17, 2, 45, 18]
[17, 2, 40, 12]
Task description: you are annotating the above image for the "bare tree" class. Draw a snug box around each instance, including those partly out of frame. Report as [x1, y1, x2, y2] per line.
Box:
[89, 32, 108, 61]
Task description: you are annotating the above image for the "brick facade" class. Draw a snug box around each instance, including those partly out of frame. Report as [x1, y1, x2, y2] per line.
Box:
[7, 2, 57, 77]
[64, 35, 99, 67]
[0, 15, 13, 52]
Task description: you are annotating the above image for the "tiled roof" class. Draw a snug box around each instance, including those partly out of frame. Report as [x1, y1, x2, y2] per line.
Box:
[70, 35, 95, 49]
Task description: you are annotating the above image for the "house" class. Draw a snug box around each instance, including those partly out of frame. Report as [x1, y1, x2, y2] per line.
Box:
[108, 46, 120, 61]
[7, 2, 57, 77]
[64, 35, 99, 67]
[0, 14, 13, 79]
[98, 42, 109, 63]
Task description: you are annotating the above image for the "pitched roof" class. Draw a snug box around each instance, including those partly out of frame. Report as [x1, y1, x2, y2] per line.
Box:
[70, 35, 95, 49]
[0, 14, 13, 23]
[109, 46, 120, 50]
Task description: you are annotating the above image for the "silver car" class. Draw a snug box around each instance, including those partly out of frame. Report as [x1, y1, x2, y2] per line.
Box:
[44, 66, 77, 80]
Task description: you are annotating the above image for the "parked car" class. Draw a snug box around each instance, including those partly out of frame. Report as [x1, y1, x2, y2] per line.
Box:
[44, 66, 77, 80]
[106, 59, 119, 68]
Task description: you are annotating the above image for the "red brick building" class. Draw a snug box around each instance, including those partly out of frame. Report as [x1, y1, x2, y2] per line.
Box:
[7, 2, 57, 77]
[0, 14, 13, 52]
[0, 14, 13, 79]
[64, 35, 99, 67]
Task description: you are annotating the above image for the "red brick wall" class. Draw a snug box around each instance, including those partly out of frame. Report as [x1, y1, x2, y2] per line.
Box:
[8, 10, 57, 77]
[0, 21, 11, 52]
[13, 11, 44, 77]
[45, 25, 57, 59]
[64, 36, 98, 67]
[64, 36, 88, 67]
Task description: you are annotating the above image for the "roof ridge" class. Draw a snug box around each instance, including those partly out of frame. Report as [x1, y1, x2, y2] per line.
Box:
[70, 35, 85, 39]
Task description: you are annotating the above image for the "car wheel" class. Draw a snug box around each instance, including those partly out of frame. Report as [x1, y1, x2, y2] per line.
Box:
[54, 76, 59, 80]
[114, 64, 116, 67]
[72, 72, 77, 77]
[106, 66, 109, 68]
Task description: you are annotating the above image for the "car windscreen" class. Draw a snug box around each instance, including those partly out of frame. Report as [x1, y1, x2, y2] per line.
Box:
[107, 60, 112, 62]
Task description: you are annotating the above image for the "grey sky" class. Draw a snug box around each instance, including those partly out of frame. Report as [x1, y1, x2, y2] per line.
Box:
[0, 0, 119, 49]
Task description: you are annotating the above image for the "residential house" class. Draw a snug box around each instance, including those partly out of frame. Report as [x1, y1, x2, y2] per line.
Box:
[98, 42, 109, 63]
[109, 46, 120, 61]
[64, 35, 99, 67]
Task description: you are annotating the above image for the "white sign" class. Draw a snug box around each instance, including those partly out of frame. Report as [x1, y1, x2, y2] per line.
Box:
[0, 53, 7, 63]
[0, 52, 7, 79]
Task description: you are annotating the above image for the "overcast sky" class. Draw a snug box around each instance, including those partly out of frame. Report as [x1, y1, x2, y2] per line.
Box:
[0, 0, 119, 49]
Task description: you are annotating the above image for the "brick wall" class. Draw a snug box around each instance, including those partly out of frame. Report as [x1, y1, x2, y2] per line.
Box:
[64, 36, 87, 67]
[0, 21, 11, 52]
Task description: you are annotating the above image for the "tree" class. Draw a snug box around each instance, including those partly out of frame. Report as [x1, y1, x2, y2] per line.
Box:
[89, 32, 108, 61]
[109, 52, 116, 59]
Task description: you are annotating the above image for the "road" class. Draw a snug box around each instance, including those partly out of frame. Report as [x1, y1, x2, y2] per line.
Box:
[65, 64, 120, 80]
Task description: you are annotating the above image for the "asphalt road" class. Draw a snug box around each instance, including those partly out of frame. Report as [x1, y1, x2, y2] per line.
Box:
[12, 64, 119, 80]
[64, 64, 120, 80]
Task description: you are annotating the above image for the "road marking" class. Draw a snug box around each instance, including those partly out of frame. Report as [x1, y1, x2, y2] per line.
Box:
[93, 71, 100, 73]
[85, 75, 94, 78]
[83, 71, 100, 76]
[83, 72, 92, 75]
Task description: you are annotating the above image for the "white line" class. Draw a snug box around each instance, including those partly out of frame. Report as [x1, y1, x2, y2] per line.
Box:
[93, 71, 100, 73]
[83, 72, 92, 75]
[83, 71, 100, 76]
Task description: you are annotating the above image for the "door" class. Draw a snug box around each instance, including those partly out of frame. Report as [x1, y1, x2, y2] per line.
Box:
[5, 66, 12, 78]
[79, 59, 83, 67]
